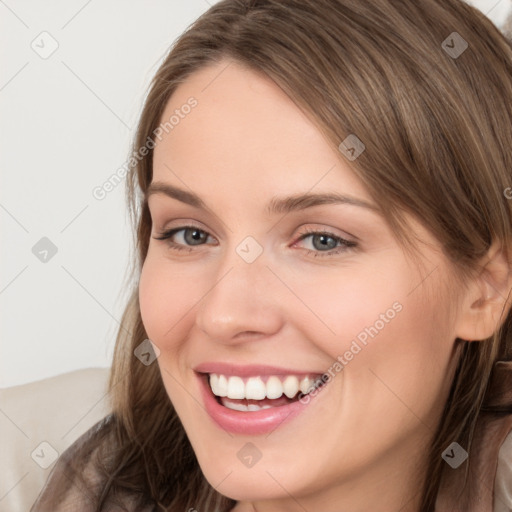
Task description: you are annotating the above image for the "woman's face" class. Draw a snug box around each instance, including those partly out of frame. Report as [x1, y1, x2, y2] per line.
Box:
[139, 59, 463, 510]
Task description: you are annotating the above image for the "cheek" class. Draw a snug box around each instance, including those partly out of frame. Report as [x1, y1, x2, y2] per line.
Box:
[285, 262, 406, 362]
[329, 271, 455, 437]
[293, 259, 454, 394]
[138, 254, 199, 348]
[138, 256, 201, 408]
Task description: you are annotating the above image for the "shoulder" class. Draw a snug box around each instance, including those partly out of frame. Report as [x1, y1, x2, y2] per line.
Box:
[54, 412, 116, 479]
[495, 426, 512, 512]
[30, 414, 118, 511]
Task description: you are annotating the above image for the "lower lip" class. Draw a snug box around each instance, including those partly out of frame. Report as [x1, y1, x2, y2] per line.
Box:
[196, 372, 322, 435]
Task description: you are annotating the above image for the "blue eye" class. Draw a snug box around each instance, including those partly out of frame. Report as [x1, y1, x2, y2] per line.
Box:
[153, 225, 357, 257]
[153, 225, 213, 252]
[294, 228, 357, 258]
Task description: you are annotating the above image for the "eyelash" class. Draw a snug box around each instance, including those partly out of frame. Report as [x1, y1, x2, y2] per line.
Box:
[153, 225, 357, 258]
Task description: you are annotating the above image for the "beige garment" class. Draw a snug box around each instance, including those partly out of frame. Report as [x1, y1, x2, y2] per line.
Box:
[29, 414, 155, 512]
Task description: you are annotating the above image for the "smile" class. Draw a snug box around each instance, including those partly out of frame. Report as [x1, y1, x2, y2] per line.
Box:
[194, 364, 328, 435]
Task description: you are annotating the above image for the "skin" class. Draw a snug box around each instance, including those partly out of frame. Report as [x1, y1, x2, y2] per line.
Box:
[138, 58, 509, 512]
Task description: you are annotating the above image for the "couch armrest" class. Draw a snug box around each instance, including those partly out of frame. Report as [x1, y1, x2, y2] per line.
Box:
[0, 368, 111, 512]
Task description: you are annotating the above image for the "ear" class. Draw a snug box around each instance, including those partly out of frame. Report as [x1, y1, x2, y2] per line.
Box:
[455, 241, 512, 342]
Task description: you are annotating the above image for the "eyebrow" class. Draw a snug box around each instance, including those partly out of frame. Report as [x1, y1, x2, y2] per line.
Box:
[144, 181, 379, 215]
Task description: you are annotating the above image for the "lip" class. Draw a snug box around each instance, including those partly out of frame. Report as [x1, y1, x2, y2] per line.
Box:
[195, 370, 326, 435]
[193, 361, 324, 378]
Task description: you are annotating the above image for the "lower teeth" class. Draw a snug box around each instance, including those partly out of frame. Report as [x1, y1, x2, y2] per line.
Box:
[220, 397, 275, 411]
[220, 397, 290, 412]
[218, 390, 309, 411]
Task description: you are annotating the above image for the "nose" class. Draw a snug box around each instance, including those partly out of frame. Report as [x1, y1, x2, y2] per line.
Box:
[195, 249, 284, 346]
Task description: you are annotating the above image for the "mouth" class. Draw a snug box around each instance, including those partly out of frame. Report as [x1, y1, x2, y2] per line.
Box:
[195, 369, 328, 435]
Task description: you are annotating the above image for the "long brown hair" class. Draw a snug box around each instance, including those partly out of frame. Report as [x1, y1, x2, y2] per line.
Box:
[95, 1, 512, 510]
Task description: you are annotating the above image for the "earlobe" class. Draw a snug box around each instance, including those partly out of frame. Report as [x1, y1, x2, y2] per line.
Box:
[455, 242, 512, 342]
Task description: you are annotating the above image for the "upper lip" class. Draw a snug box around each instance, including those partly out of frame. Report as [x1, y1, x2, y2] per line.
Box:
[193, 362, 324, 377]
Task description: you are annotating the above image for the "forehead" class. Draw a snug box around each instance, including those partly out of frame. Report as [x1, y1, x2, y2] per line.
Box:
[155, 60, 326, 164]
[151, 59, 370, 203]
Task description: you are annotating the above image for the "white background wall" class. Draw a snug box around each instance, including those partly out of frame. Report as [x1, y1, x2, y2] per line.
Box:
[1, 0, 511, 388]
[0, 1, 219, 388]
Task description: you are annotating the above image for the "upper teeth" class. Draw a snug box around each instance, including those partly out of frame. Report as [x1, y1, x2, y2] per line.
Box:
[208, 374, 321, 400]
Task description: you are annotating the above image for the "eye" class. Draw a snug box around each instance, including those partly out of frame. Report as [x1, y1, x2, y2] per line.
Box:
[153, 225, 215, 252]
[293, 228, 357, 258]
